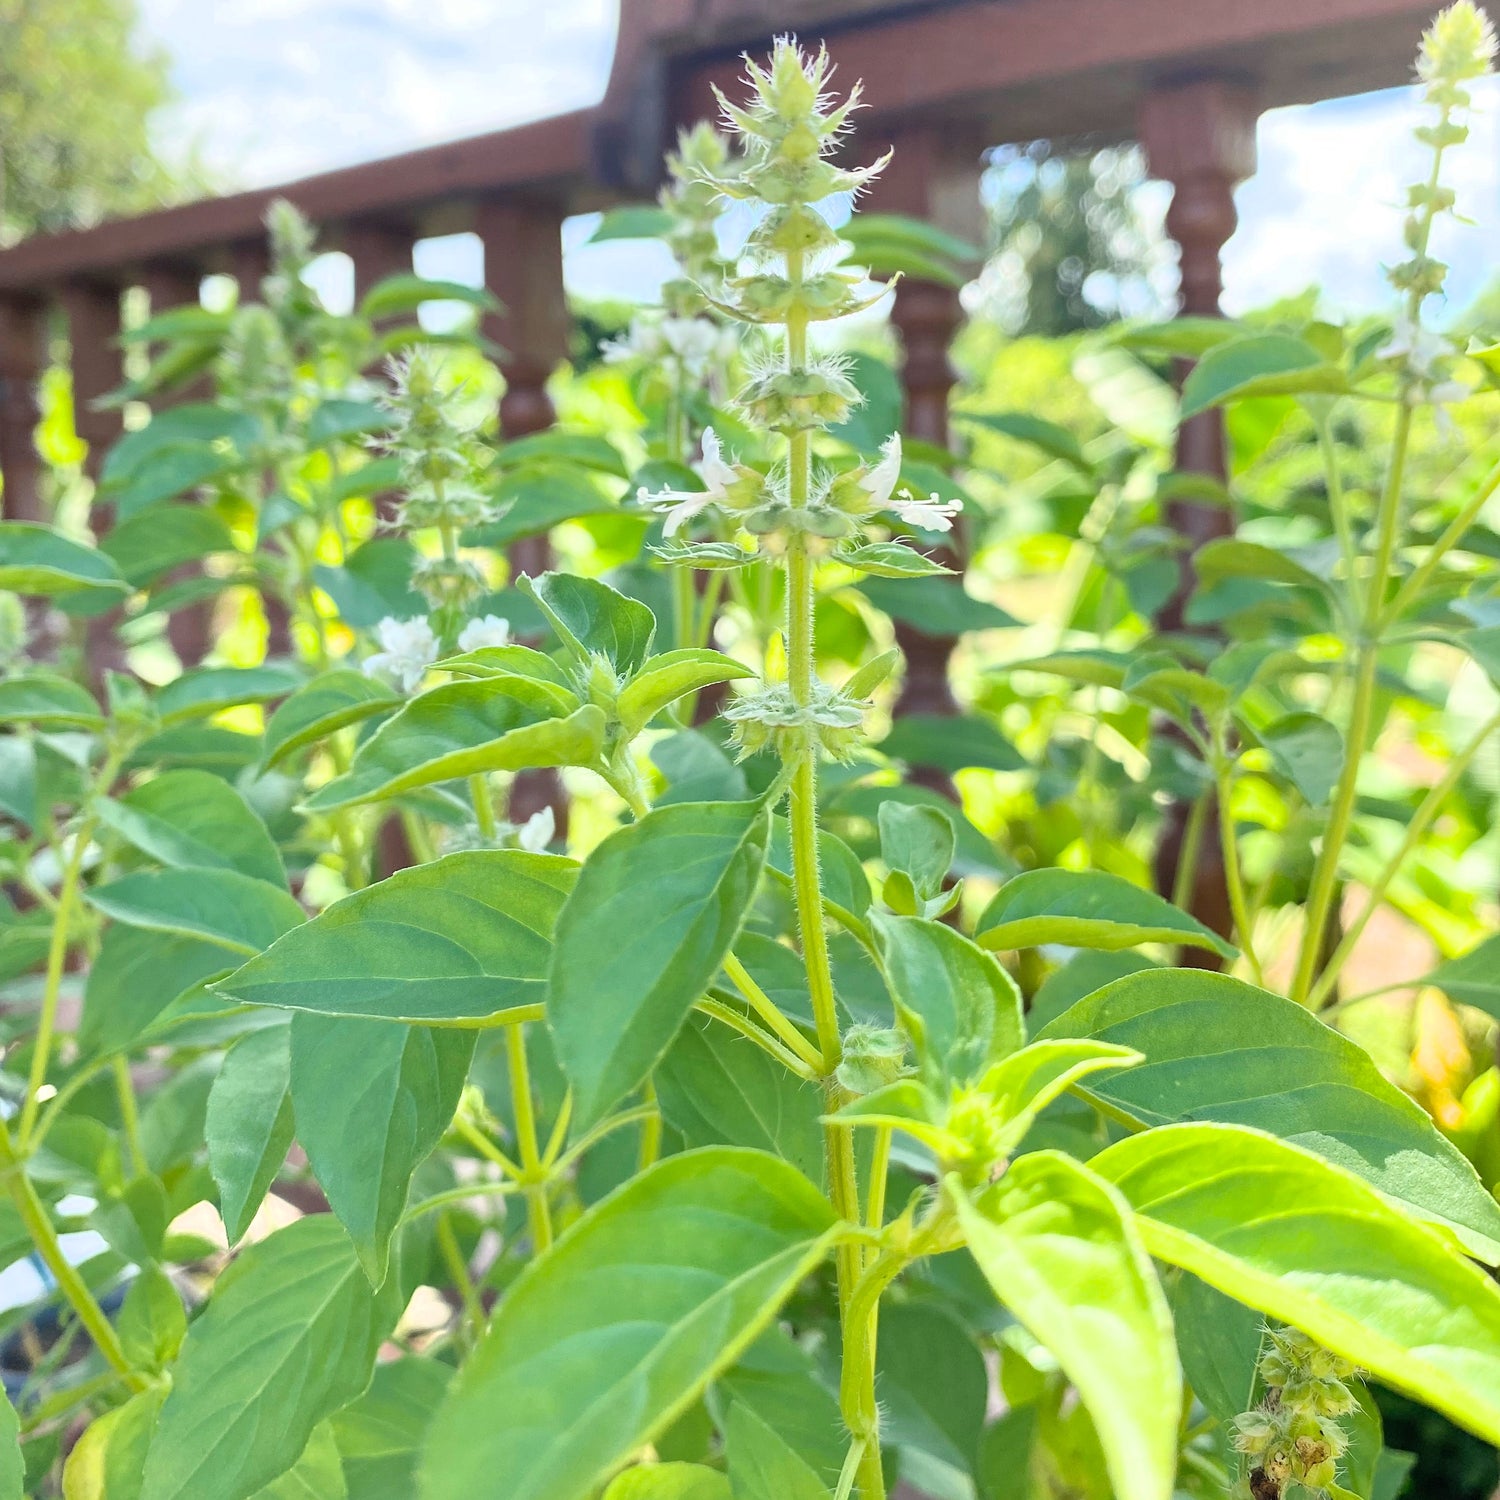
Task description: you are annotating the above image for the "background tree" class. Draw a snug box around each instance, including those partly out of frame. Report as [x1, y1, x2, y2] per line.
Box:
[0, 0, 174, 244]
[977, 139, 1171, 335]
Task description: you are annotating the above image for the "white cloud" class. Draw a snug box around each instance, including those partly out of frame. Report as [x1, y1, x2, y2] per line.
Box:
[1224, 78, 1500, 319]
[140, 0, 619, 186]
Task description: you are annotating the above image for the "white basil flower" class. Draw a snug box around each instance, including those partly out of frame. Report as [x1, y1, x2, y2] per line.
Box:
[639, 426, 739, 537]
[362, 615, 439, 693]
[457, 615, 512, 653]
[516, 806, 556, 853]
[860, 433, 903, 510]
[889, 490, 964, 533]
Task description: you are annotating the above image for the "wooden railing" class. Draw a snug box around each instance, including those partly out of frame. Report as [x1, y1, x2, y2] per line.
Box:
[0, 0, 1445, 939]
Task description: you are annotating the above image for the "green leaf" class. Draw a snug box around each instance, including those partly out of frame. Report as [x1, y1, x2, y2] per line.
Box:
[0, 672, 103, 730]
[524, 572, 656, 676]
[858, 576, 1017, 635]
[588, 205, 675, 242]
[876, 1303, 988, 1476]
[1111, 317, 1245, 358]
[301, 683, 605, 812]
[725, 1403, 831, 1500]
[81, 925, 235, 1056]
[618, 650, 755, 737]
[314, 540, 426, 628]
[714, 1330, 846, 1486]
[218, 851, 575, 1025]
[307, 399, 387, 447]
[878, 800, 953, 903]
[766, 818, 870, 932]
[1094, 1122, 1500, 1445]
[86, 869, 305, 956]
[0, 1389, 19, 1500]
[1428, 936, 1500, 1016]
[61, 1384, 165, 1500]
[877, 713, 1027, 774]
[978, 1039, 1143, 1153]
[155, 664, 303, 726]
[438, 643, 574, 688]
[603, 1468, 730, 1500]
[496, 430, 629, 478]
[832, 541, 950, 578]
[549, 799, 771, 1128]
[98, 770, 286, 887]
[0, 522, 127, 596]
[954, 1152, 1180, 1500]
[1260, 712, 1344, 806]
[656, 1012, 825, 1187]
[291, 1013, 474, 1282]
[260, 671, 401, 770]
[1179, 333, 1347, 418]
[958, 410, 1092, 473]
[875, 913, 1023, 1089]
[467, 466, 613, 547]
[357, 273, 499, 321]
[206, 1022, 294, 1243]
[1167, 1272, 1263, 1430]
[1041, 969, 1500, 1263]
[976, 869, 1235, 958]
[101, 503, 235, 589]
[330, 1358, 452, 1500]
[1194, 537, 1335, 596]
[418, 1147, 838, 1500]
[117, 1263, 188, 1373]
[251, 1425, 347, 1500]
[140, 1216, 402, 1500]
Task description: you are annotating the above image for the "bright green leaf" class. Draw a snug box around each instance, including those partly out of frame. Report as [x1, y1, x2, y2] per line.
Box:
[976, 869, 1235, 958]
[1094, 1122, 1500, 1445]
[1260, 712, 1344, 806]
[301, 683, 604, 812]
[291, 1012, 474, 1282]
[0, 522, 126, 596]
[550, 799, 771, 1128]
[139, 1216, 402, 1500]
[86, 869, 305, 956]
[1041, 969, 1500, 1263]
[955, 1152, 1180, 1500]
[1428, 936, 1500, 1017]
[1180, 334, 1346, 418]
[218, 851, 575, 1024]
[206, 1022, 294, 1243]
[260, 671, 401, 770]
[418, 1147, 838, 1500]
[98, 770, 286, 887]
[155, 664, 303, 726]
[618, 650, 755, 737]
[524, 571, 656, 677]
[726, 1402, 831, 1500]
[0, 672, 103, 730]
[330, 1358, 451, 1500]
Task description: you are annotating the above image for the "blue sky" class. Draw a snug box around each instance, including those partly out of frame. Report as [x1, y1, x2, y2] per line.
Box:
[137, 0, 1500, 321]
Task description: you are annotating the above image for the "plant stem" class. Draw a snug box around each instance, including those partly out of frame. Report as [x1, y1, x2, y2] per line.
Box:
[1212, 739, 1264, 986]
[506, 1023, 552, 1254]
[694, 999, 820, 1080]
[1290, 644, 1379, 1004]
[469, 774, 496, 840]
[436, 1210, 486, 1347]
[723, 952, 825, 1073]
[20, 747, 121, 1149]
[112, 1056, 146, 1177]
[1383, 453, 1500, 625]
[1307, 705, 1500, 1010]
[779, 249, 882, 1500]
[1169, 786, 1211, 916]
[0, 1121, 144, 1389]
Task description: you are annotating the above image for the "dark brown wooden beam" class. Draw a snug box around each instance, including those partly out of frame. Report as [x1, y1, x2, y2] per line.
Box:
[0, 111, 596, 296]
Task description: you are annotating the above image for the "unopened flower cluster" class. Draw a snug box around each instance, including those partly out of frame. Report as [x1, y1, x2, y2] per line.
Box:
[376, 349, 495, 613]
[1232, 1326, 1360, 1496]
[638, 42, 961, 558]
[1380, 4, 1495, 415]
[603, 125, 740, 391]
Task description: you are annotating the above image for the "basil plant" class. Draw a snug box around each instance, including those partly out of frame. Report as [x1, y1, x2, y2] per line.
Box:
[0, 21, 1495, 1500]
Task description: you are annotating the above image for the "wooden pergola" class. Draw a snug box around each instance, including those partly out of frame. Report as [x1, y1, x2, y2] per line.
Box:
[0, 0, 1439, 837]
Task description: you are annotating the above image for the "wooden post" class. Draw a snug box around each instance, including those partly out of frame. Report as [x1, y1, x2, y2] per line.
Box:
[868, 124, 982, 798]
[0, 296, 48, 523]
[60, 281, 128, 685]
[345, 219, 414, 319]
[1139, 77, 1259, 960]
[478, 196, 572, 839]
